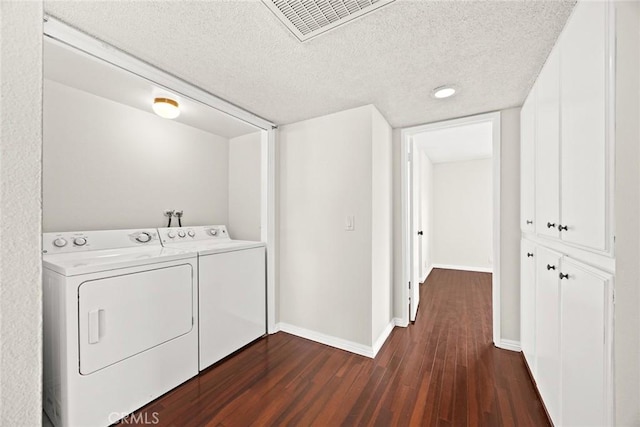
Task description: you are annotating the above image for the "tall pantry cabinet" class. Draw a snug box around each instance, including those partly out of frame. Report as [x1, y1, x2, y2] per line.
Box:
[520, 1, 615, 426]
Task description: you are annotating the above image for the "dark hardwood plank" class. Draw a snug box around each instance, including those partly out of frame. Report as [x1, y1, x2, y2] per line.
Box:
[126, 269, 549, 427]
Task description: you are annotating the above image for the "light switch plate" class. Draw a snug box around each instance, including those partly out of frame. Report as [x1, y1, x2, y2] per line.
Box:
[345, 215, 355, 231]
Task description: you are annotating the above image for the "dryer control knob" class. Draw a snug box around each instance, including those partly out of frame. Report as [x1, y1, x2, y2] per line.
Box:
[73, 237, 87, 246]
[208, 229, 218, 236]
[167, 231, 176, 239]
[53, 238, 67, 248]
[136, 232, 152, 243]
[187, 230, 195, 237]
[178, 230, 186, 238]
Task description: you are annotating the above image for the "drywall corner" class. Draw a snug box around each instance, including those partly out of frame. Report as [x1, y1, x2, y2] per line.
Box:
[499, 107, 521, 342]
[0, 1, 43, 425]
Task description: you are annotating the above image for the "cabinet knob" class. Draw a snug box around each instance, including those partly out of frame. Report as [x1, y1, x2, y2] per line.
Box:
[547, 264, 556, 270]
[527, 252, 534, 258]
[526, 220, 533, 225]
[559, 273, 569, 280]
[547, 222, 556, 229]
[558, 224, 568, 231]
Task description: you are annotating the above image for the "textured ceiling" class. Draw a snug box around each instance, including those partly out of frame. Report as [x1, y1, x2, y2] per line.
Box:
[44, 0, 575, 128]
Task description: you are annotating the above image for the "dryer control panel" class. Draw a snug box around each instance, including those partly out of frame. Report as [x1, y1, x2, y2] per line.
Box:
[42, 229, 160, 254]
[157, 225, 230, 244]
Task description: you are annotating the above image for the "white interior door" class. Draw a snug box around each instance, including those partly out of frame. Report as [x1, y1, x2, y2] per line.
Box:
[409, 141, 420, 322]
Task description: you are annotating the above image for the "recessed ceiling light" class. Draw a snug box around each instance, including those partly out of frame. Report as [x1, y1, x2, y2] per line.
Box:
[152, 97, 180, 119]
[432, 86, 457, 99]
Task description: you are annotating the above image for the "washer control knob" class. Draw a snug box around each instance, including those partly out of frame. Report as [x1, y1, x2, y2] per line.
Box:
[136, 232, 152, 243]
[208, 228, 218, 236]
[73, 237, 87, 247]
[53, 238, 67, 248]
[187, 230, 195, 237]
[178, 230, 186, 238]
[167, 231, 176, 239]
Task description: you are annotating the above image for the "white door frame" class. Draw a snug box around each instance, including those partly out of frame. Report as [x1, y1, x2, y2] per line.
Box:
[43, 16, 279, 333]
[400, 112, 502, 346]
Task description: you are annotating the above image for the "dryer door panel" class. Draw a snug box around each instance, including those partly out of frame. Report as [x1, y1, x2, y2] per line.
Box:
[78, 264, 193, 375]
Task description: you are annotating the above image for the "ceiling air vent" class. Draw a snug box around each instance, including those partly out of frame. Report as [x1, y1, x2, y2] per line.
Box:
[263, 0, 396, 42]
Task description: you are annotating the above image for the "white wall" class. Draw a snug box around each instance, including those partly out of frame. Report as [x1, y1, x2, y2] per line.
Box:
[500, 108, 521, 342]
[392, 129, 405, 319]
[418, 150, 433, 279]
[228, 131, 262, 241]
[432, 158, 492, 270]
[279, 106, 373, 346]
[279, 105, 392, 350]
[614, 2, 640, 424]
[43, 80, 230, 232]
[371, 107, 393, 343]
[0, 1, 43, 425]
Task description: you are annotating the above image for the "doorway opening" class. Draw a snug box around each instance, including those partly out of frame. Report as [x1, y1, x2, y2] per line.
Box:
[400, 112, 502, 346]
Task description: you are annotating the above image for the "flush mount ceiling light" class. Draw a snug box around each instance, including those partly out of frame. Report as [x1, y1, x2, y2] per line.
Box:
[432, 86, 457, 99]
[152, 97, 180, 119]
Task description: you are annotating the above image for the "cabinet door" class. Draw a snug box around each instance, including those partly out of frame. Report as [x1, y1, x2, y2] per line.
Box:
[535, 45, 560, 239]
[559, 258, 612, 426]
[534, 246, 562, 425]
[560, 1, 610, 251]
[520, 240, 536, 372]
[520, 86, 536, 233]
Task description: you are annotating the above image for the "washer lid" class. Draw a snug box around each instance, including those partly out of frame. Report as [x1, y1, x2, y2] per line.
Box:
[162, 240, 265, 256]
[43, 246, 196, 276]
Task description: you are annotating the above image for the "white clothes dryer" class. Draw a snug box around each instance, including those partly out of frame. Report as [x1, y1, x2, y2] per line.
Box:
[42, 229, 198, 427]
[157, 226, 266, 371]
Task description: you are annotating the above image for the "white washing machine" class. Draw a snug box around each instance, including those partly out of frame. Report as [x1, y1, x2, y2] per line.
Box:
[157, 225, 266, 371]
[42, 229, 199, 427]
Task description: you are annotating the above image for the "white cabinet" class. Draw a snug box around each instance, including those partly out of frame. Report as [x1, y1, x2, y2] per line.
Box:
[535, 246, 562, 424]
[520, 87, 536, 233]
[520, 240, 536, 372]
[520, 0, 613, 255]
[560, 1, 610, 252]
[559, 258, 613, 426]
[534, 45, 560, 239]
[521, 240, 614, 427]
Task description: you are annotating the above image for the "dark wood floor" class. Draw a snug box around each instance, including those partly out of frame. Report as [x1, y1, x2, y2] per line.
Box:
[129, 268, 549, 426]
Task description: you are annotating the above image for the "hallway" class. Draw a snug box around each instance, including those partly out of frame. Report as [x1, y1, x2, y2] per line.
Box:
[130, 269, 548, 426]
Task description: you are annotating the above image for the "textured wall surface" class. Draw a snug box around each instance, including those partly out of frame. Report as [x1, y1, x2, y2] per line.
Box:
[499, 108, 521, 342]
[0, 1, 43, 425]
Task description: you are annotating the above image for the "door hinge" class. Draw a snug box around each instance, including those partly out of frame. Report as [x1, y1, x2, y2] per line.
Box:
[408, 151, 412, 162]
[408, 281, 411, 289]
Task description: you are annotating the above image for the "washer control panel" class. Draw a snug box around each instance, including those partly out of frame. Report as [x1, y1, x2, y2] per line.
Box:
[42, 229, 160, 254]
[157, 225, 230, 244]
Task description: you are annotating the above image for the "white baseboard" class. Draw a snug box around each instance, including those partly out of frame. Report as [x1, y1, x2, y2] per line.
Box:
[277, 322, 375, 358]
[495, 339, 521, 352]
[432, 263, 493, 273]
[420, 265, 433, 284]
[372, 321, 395, 356]
[276, 320, 396, 359]
[394, 317, 408, 327]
